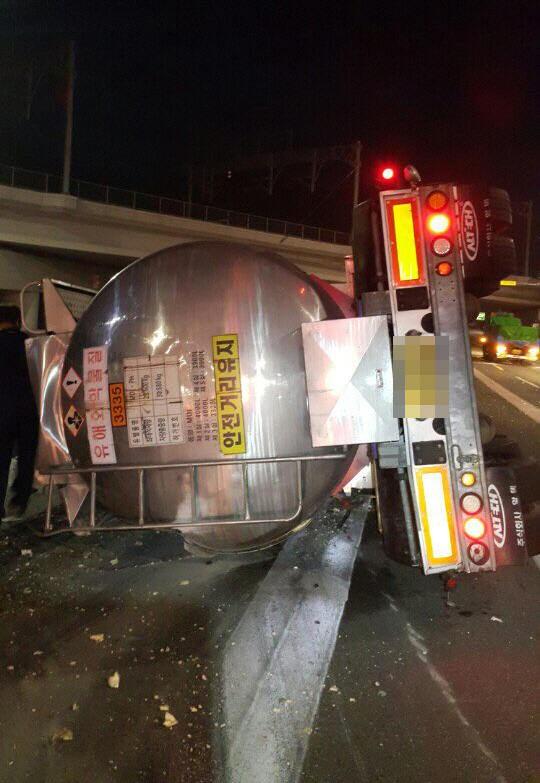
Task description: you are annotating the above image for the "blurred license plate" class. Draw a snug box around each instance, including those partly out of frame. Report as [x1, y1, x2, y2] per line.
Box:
[512, 349, 521, 355]
[393, 335, 449, 418]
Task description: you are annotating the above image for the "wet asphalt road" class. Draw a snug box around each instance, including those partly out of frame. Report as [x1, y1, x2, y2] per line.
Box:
[473, 356, 540, 553]
[0, 358, 538, 783]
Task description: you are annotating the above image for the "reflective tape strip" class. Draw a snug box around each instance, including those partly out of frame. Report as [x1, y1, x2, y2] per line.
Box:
[415, 466, 460, 566]
[385, 195, 426, 287]
[393, 203, 420, 281]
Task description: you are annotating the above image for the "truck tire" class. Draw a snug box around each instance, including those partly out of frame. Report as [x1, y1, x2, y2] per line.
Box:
[491, 234, 517, 278]
[465, 292, 480, 321]
[488, 187, 512, 230]
[479, 413, 496, 445]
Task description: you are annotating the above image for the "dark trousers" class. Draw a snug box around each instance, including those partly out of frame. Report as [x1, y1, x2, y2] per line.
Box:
[0, 405, 38, 514]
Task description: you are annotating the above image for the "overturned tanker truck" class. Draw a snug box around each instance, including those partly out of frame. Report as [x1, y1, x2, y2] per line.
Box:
[22, 172, 528, 573]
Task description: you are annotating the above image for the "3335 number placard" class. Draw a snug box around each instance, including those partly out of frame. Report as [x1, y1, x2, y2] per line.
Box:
[109, 382, 127, 427]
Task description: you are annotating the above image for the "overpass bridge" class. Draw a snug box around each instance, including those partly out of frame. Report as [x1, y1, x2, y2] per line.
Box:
[0, 165, 350, 314]
[1, 165, 536, 326]
[480, 276, 540, 324]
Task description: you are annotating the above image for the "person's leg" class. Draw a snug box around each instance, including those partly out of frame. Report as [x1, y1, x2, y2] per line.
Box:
[11, 406, 39, 510]
[0, 416, 17, 516]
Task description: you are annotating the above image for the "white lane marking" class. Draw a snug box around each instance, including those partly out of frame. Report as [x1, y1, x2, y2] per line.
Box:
[474, 368, 540, 424]
[534, 555, 540, 571]
[379, 594, 508, 782]
[336, 706, 370, 781]
[482, 362, 504, 371]
[222, 506, 367, 783]
[405, 627, 507, 781]
[517, 375, 540, 389]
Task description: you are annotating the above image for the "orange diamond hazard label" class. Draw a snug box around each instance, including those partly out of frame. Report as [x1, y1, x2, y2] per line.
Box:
[64, 405, 84, 437]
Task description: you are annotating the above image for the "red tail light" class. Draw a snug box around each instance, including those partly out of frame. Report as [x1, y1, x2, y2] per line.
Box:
[463, 517, 486, 540]
[427, 213, 450, 234]
[436, 261, 453, 276]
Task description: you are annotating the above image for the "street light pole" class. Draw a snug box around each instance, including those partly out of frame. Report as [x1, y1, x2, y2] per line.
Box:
[62, 41, 75, 195]
[524, 200, 533, 278]
[352, 140, 361, 210]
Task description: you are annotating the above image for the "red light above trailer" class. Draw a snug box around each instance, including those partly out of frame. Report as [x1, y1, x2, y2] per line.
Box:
[427, 214, 450, 234]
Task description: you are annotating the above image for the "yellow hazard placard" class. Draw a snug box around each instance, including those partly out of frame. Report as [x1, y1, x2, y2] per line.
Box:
[109, 382, 127, 427]
[212, 334, 246, 454]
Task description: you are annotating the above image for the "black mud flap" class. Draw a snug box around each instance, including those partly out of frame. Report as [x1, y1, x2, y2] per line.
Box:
[374, 464, 420, 566]
[485, 466, 528, 566]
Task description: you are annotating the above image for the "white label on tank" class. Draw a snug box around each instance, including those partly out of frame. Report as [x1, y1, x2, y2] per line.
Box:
[123, 354, 186, 447]
[184, 349, 219, 446]
[82, 345, 117, 465]
[122, 352, 218, 449]
[83, 346, 109, 408]
[168, 402, 184, 443]
[127, 406, 143, 447]
[87, 408, 117, 464]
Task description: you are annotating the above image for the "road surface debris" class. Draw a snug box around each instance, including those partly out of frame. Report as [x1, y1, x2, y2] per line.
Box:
[163, 712, 178, 728]
[51, 728, 73, 743]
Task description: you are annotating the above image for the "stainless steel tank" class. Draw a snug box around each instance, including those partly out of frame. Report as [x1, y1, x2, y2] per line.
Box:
[61, 242, 354, 553]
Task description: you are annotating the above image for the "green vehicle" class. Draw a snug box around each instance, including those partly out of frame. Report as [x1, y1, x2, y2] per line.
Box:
[481, 313, 539, 364]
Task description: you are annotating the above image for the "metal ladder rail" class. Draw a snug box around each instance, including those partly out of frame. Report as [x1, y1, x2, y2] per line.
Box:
[42, 454, 343, 535]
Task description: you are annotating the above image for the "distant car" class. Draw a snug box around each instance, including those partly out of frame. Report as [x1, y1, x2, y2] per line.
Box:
[469, 326, 487, 350]
[482, 334, 539, 364]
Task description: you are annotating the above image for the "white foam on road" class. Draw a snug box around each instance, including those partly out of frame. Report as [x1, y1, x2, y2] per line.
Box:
[221, 504, 367, 783]
[474, 367, 540, 424]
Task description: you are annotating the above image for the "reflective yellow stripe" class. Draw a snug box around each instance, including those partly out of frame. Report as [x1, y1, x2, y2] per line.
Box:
[415, 466, 459, 566]
[393, 203, 419, 281]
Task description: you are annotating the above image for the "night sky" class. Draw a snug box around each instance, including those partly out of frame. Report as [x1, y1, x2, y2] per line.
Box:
[0, 1, 538, 246]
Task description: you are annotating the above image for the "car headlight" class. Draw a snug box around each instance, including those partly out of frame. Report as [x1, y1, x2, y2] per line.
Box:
[496, 343, 507, 355]
[527, 347, 539, 359]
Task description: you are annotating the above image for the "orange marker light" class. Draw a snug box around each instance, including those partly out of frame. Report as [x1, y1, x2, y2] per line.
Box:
[463, 517, 486, 540]
[427, 213, 450, 234]
[427, 190, 448, 211]
[382, 167, 395, 180]
[461, 472, 476, 487]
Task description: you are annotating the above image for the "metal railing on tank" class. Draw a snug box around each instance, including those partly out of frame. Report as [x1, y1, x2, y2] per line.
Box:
[38, 452, 348, 536]
[0, 163, 350, 245]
